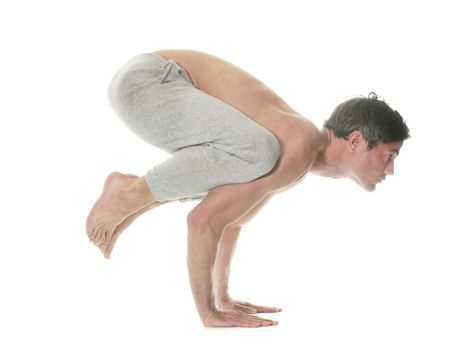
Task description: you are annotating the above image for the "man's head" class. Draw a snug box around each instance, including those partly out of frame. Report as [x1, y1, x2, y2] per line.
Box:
[323, 92, 410, 191]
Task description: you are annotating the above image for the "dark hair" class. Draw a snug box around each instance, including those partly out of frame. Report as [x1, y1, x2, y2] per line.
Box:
[323, 92, 410, 149]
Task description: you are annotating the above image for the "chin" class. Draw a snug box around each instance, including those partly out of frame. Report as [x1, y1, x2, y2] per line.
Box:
[351, 177, 376, 192]
[361, 182, 376, 192]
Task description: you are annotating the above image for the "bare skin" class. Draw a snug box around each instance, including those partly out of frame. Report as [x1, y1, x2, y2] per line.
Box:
[85, 172, 163, 255]
[86, 49, 403, 328]
[96, 174, 170, 258]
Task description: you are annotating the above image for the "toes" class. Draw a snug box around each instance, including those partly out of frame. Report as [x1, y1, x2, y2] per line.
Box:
[100, 235, 110, 251]
[92, 225, 105, 245]
[100, 243, 107, 256]
[87, 221, 116, 259]
[96, 227, 109, 246]
[94, 224, 113, 247]
[88, 225, 97, 241]
[103, 247, 112, 259]
[101, 243, 111, 259]
[102, 235, 116, 259]
[89, 222, 104, 241]
[103, 225, 114, 244]
[95, 227, 106, 245]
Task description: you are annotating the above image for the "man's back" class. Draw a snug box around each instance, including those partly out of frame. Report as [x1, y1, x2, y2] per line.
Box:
[153, 49, 322, 194]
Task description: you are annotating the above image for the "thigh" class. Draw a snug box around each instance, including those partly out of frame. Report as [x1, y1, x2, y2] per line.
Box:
[155, 87, 273, 153]
[108, 53, 270, 154]
[107, 53, 194, 151]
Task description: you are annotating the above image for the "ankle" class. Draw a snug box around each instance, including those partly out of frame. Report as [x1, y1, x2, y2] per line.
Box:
[121, 177, 156, 208]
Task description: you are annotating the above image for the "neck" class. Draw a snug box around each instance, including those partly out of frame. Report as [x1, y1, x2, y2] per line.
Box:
[310, 128, 348, 178]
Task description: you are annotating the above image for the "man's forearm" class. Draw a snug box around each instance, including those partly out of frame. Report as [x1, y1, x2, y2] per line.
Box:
[213, 226, 241, 304]
[212, 193, 273, 303]
[185, 180, 271, 325]
[186, 224, 222, 322]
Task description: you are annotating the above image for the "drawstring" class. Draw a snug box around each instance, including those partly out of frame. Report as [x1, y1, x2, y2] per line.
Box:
[160, 60, 174, 83]
[160, 59, 194, 85]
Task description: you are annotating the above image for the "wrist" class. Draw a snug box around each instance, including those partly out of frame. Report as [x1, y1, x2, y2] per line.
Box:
[215, 296, 231, 310]
[214, 289, 230, 303]
[193, 295, 217, 322]
[200, 306, 218, 323]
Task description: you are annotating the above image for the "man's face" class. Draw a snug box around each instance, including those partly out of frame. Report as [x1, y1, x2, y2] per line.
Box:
[349, 136, 403, 192]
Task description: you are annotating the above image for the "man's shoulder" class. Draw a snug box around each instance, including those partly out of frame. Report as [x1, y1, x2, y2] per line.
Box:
[280, 116, 321, 159]
[255, 118, 319, 193]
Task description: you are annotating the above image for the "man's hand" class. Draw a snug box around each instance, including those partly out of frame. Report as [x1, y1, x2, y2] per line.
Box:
[204, 309, 278, 328]
[217, 298, 282, 314]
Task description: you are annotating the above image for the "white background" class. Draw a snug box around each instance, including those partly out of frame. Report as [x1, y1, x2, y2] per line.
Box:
[1, 0, 470, 349]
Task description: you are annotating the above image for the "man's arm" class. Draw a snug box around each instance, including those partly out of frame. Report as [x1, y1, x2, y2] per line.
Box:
[213, 193, 282, 315]
[186, 180, 278, 327]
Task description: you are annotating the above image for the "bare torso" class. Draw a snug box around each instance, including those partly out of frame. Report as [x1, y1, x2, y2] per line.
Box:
[154, 50, 321, 194]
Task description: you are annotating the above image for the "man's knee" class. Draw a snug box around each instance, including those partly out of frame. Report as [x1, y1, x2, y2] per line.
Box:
[187, 208, 206, 229]
[250, 129, 281, 178]
[187, 207, 224, 234]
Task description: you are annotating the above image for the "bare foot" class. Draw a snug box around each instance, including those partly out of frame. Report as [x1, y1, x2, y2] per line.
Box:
[100, 199, 168, 259]
[85, 172, 157, 252]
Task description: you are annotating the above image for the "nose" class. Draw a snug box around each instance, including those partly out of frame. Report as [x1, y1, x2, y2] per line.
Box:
[385, 160, 395, 175]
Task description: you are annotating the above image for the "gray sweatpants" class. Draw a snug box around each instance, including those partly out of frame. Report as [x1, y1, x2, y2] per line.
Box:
[107, 53, 280, 202]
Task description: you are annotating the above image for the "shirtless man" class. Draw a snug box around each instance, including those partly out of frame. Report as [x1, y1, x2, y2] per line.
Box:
[86, 49, 410, 328]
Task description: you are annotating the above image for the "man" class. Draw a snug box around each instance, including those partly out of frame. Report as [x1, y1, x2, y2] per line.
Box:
[86, 49, 410, 328]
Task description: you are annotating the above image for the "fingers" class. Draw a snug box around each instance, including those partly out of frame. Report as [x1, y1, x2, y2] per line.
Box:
[250, 304, 282, 313]
[236, 312, 278, 327]
[219, 299, 283, 315]
[228, 311, 275, 327]
[233, 304, 257, 314]
[234, 313, 278, 328]
[204, 310, 278, 328]
[238, 301, 282, 313]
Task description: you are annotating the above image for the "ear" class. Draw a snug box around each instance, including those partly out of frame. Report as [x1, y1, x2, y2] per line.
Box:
[346, 131, 366, 152]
